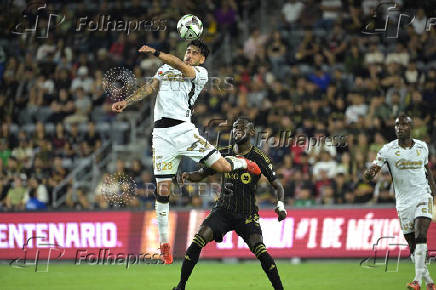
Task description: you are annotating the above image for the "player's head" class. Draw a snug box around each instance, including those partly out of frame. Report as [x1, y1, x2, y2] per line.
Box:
[394, 114, 413, 139]
[184, 40, 209, 65]
[232, 118, 255, 145]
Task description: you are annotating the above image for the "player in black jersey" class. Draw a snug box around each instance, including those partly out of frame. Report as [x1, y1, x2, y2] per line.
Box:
[173, 118, 286, 290]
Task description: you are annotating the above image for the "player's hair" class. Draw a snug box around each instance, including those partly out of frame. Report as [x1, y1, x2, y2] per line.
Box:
[235, 117, 255, 131]
[189, 40, 209, 59]
[396, 113, 413, 125]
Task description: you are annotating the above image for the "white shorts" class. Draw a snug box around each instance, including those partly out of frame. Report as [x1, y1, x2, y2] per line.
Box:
[397, 195, 434, 235]
[152, 122, 221, 180]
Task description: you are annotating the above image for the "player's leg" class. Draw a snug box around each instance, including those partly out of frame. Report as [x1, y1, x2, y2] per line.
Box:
[152, 134, 182, 264]
[407, 198, 434, 289]
[173, 226, 214, 290]
[415, 217, 434, 289]
[178, 126, 260, 175]
[174, 208, 229, 290]
[236, 214, 283, 290]
[210, 156, 261, 175]
[404, 232, 416, 263]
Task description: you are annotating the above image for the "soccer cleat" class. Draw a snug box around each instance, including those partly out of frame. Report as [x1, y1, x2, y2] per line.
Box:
[427, 283, 436, 290]
[160, 243, 173, 264]
[237, 156, 261, 175]
[407, 281, 420, 290]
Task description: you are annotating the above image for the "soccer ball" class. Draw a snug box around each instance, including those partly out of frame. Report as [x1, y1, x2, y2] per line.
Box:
[177, 14, 203, 40]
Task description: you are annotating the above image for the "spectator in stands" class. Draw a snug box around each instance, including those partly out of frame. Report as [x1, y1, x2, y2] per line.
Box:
[281, 0, 304, 28]
[25, 187, 47, 210]
[294, 185, 316, 207]
[5, 176, 27, 211]
[71, 66, 93, 93]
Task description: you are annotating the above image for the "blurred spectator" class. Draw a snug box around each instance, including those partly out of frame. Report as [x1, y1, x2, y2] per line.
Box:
[294, 185, 316, 207]
[25, 188, 47, 210]
[71, 66, 93, 93]
[281, 0, 304, 27]
[5, 176, 27, 211]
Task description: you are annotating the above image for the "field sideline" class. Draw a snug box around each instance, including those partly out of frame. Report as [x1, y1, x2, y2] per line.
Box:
[0, 261, 428, 290]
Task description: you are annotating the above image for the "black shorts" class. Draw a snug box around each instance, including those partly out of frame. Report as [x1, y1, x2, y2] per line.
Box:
[201, 207, 263, 243]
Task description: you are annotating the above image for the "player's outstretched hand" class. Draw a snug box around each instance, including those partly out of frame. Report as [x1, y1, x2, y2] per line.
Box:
[138, 45, 155, 54]
[112, 100, 127, 113]
[275, 208, 287, 222]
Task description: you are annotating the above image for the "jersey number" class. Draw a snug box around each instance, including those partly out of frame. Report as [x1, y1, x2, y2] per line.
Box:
[422, 198, 433, 214]
[156, 161, 173, 171]
[187, 134, 211, 153]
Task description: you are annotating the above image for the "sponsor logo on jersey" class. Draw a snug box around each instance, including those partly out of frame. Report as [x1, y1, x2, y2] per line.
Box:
[394, 159, 423, 169]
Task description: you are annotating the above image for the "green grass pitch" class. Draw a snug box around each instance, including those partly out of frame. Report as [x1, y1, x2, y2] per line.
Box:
[0, 261, 428, 289]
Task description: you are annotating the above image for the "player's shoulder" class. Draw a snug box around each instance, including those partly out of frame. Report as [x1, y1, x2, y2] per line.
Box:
[413, 139, 428, 150]
[382, 139, 399, 151]
[217, 145, 233, 155]
[193, 65, 208, 75]
[252, 146, 272, 164]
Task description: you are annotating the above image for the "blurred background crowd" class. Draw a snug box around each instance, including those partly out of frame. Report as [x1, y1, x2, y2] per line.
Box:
[0, 0, 435, 211]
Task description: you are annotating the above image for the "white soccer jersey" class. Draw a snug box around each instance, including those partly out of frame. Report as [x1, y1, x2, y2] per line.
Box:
[153, 64, 208, 122]
[373, 139, 431, 210]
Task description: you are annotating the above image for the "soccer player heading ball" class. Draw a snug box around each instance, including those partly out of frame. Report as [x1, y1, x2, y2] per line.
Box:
[364, 114, 436, 290]
[173, 118, 286, 290]
[112, 41, 261, 264]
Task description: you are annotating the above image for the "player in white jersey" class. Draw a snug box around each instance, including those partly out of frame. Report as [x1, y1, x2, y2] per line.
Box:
[111, 40, 261, 264]
[364, 115, 436, 290]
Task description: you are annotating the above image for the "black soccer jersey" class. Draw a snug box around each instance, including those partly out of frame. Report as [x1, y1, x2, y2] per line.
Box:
[204, 145, 277, 215]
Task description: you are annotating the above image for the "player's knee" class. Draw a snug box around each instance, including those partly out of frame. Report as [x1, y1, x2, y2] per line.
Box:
[157, 181, 172, 197]
[415, 232, 427, 244]
[250, 242, 268, 259]
[197, 226, 214, 243]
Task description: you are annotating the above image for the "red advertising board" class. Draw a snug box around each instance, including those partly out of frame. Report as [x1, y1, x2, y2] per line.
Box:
[184, 208, 436, 259]
[0, 212, 132, 259]
[1, 208, 435, 260]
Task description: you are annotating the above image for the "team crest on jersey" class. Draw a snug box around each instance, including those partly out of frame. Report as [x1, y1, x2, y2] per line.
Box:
[241, 173, 251, 184]
[395, 151, 401, 156]
[416, 150, 421, 156]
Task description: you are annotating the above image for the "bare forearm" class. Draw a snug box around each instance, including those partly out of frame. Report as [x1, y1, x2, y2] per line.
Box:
[126, 78, 159, 105]
[271, 180, 284, 203]
[364, 165, 381, 181]
[186, 169, 210, 182]
[158, 52, 186, 72]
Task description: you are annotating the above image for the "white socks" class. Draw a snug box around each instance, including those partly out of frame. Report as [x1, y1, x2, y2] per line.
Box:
[411, 251, 434, 284]
[225, 156, 247, 170]
[414, 243, 427, 285]
[155, 201, 169, 244]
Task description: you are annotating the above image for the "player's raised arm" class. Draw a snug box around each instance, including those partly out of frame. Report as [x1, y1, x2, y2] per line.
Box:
[138, 45, 196, 78]
[111, 78, 159, 113]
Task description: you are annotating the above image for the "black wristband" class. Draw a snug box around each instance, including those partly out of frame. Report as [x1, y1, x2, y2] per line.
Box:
[153, 50, 160, 57]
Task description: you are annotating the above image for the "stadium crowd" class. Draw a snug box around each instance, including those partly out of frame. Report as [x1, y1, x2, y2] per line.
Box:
[0, 0, 435, 211]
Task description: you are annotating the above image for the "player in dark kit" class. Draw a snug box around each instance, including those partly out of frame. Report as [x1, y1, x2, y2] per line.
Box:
[173, 118, 287, 290]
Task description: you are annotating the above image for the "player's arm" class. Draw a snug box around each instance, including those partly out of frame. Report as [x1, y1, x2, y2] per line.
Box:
[364, 145, 386, 181]
[111, 78, 160, 113]
[425, 163, 436, 196]
[180, 168, 216, 184]
[363, 164, 382, 181]
[138, 45, 196, 78]
[270, 179, 286, 222]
